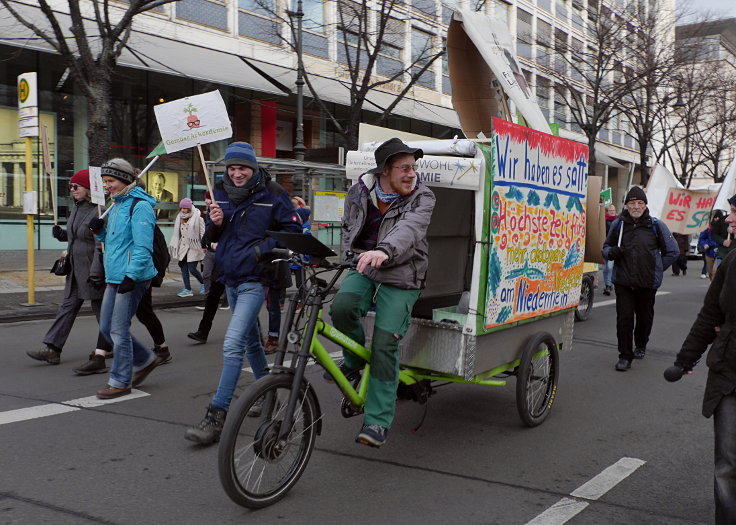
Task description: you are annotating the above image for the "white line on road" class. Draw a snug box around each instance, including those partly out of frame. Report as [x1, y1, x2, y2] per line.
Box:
[242, 350, 344, 374]
[593, 290, 670, 309]
[0, 390, 150, 426]
[525, 457, 646, 525]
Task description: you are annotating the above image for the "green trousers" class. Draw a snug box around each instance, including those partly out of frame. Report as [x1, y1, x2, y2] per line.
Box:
[330, 270, 421, 428]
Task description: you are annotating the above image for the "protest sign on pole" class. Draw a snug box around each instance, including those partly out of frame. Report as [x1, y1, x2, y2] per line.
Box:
[660, 188, 719, 235]
[714, 155, 736, 212]
[89, 166, 105, 206]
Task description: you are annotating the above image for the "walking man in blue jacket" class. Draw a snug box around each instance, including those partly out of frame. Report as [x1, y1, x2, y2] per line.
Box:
[602, 186, 679, 371]
[185, 142, 301, 445]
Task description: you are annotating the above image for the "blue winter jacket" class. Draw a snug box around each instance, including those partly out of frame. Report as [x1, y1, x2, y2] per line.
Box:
[698, 228, 716, 258]
[95, 186, 158, 284]
[208, 174, 302, 287]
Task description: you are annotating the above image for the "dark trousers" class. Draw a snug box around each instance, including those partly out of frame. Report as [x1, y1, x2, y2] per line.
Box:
[197, 279, 226, 336]
[135, 286, 165, 346]
[44, 279, 111, 352]
[672, 254, 688, 275]
[714, 394, 736, 524]
[614, 285, 657, 360]
[265, 286, 282, 337]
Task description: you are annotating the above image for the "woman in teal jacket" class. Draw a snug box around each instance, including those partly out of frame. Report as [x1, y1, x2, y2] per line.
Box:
[89, 158, 159, 400]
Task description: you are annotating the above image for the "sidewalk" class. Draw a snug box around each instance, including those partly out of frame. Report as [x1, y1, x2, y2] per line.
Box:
[0, 250, 205, 323]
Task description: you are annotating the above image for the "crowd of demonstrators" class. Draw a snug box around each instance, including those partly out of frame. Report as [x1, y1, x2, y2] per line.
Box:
[602, 186, 678, 372]
[671, 232, 690, 277]
[668, 194, 736, 524]
[184, 141, 302, 445]
[602, 204, 617, 296]
[169, 197, 206, 298]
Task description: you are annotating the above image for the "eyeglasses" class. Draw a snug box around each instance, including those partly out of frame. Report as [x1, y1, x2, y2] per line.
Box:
[186, 120, 201, 128]
[391, 164, 418, 173]
[69, 184, 81, 190]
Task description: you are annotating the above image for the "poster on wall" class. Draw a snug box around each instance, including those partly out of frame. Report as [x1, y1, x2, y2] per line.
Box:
[146, 170, 179, 219]
[485, 118, 589, 330]
[313, 191, 346, 223]
[660, 188, 719, 235]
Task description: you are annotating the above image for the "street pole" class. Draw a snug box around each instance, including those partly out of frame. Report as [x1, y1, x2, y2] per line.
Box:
[294, 0, 306, 163]
[25, 136, 35, 305]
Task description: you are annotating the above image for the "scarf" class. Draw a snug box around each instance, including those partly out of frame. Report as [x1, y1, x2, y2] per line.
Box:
[223, 171, 263, 205]
[168, 206, 203, 258]
[374, 181, 399, 204]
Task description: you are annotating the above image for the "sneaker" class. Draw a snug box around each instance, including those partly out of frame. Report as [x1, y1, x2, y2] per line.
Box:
[131, 359, 158, 388]
[323, 360, 361, 383]
[700, 274, 707, 279]
[264, 336, 279, 354]
[73, 354, 109, 376]
[356, 424, 388, 448]
[195, 305, 206, 311]
[153, 344, 172, 364]
[602, 285, 611, 296]
[633, 347, 646, 360]
[219, 304, 230, 310]
[184, 405, 227, 445]
[177, 289, 193, 298]
[97, 385, 131, 399]
[247, 397, 264, 417]
[199, 283, 207, 295]
[615, 358, 632, 371]
[187, 331, 208, 344]
[26, 347, 61, 365]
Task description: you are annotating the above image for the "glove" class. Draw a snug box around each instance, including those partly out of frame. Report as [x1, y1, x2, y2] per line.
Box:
[89, 218, 105, 234]
[52, 225, 63, 240]
[117, 276, 136, 294]
[607, 246, 624, 261]
[88, 277, 105, 290]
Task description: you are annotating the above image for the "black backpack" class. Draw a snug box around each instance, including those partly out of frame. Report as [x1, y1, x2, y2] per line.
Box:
[130, 198, 170, 287]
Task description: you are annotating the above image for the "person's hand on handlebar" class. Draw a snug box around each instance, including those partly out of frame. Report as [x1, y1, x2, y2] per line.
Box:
[356, 250, 388, 274]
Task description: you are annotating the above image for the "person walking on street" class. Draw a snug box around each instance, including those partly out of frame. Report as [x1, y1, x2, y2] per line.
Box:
[187, 235, 229, 344]
[169, 198, 206, 298]
[184, 142, 301, 445]
[328, 138, 435, 448]
[712, 209, 735, 269]
[602, 186, 678, 371]
[26, 169, 111, 368]
[671, 232, 690, 276]
[88, 159, 159, 399]
[666, 194, 736, 524]
[602, 204, 617, 295]
[698, 222, 717, 280]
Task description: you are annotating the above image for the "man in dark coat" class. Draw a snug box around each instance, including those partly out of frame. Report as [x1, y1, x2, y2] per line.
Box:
[602, 186, 678, 371]
[669, 194, 736, 523]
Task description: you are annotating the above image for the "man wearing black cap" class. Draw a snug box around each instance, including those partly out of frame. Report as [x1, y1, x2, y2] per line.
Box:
[602, 186, 678, 371]
[329, 137, 435, 448]
[667, 194, 736, 522]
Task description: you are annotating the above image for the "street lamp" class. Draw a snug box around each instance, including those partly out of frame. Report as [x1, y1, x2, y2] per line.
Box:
[293, 0, 306, 162]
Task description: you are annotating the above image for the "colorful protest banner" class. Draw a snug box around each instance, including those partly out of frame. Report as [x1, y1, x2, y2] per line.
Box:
[660, 188, 719, 235]
[485, 118, 588, 330]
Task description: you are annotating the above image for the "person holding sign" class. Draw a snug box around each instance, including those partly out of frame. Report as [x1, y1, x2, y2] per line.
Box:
[88, 159, 160, 399]
[26, 169, 111, 368]
[184, 142, 302, 445]
[328, 138, 435, 448]
[602, 186, 678, 372]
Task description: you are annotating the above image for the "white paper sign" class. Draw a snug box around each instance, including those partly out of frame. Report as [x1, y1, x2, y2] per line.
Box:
[23, 191, 37, 214]
[313, 191, 346, 222]
[18, 72, 39, 138]
[89, 166, 106, 205]
[345, 151, 483, 191]
[153, 90, 233, 154]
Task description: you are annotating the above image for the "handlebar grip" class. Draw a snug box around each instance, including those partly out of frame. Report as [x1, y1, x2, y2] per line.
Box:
[664, 365, 685, 382]
[271, 248, 292, 257]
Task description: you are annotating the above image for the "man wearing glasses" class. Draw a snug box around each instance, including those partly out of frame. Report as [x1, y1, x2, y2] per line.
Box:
[602, 186, 678, 371]
[330, 138, 435, 448]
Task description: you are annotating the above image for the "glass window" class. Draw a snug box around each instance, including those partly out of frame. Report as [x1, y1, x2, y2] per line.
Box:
[411, 28, 433, 66]
[380, 17, 405, 59]
[239, 0, 274, 16]
[177, 0, 228, 30]
[292, 0, 325, 32]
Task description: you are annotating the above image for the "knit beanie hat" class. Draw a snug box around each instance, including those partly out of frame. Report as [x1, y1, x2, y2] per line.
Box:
[224, 142, 258, 171]
[69, 169, 90, 189]
[101, 158, 136, 185]
[728, 194, 736, 208]
[624, 186, 647, 204]
[179, 197, 193, 209]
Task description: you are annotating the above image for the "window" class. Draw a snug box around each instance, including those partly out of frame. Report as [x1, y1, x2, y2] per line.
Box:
[380, 16, 405, 60]
[293, 0, 325, 32]
[177, 0, 228, 30]
[537, 20, 552, 67]
[556, 0, 568, 22]
[412, 28, 433, 66]
[239, 0, 274, 16]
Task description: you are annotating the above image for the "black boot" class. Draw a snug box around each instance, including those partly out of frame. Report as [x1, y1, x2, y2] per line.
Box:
[73, 354, 109, 375]
[27, 346, 61, 365]
[153, 344, 172, 364]
[187, 331, 208, 344]
[184, 405, 227, 445]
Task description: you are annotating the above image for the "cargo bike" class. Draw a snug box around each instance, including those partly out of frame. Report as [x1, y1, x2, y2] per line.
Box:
[217, 119, 591, 508]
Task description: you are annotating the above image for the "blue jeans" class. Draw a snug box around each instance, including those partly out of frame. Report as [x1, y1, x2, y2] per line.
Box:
[714, 394, 736, 523]
[99, 281, 155, 389]
[180, 260, 204, 290]
[603, 260, 613, 287]
[211, 282, 268, 411]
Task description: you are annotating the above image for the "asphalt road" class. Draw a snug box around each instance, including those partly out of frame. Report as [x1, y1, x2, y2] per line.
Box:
[0, 271, 717, 524]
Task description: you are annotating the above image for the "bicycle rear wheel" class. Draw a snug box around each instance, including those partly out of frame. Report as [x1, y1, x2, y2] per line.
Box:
[218, 374, 319, 508]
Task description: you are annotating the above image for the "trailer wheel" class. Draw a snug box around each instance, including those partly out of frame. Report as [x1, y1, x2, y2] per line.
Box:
[516, 332, 559, 427]
[574, 274, 594, 322]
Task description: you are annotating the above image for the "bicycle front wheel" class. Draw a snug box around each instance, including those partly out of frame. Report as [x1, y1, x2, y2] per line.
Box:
[218, 374, 319, 508]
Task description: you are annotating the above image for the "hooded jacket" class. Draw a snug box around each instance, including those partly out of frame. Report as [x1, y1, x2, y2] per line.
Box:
[341, 173, 435, 290]
[207, 170, 301, 287]
[602, 208, 678, 289]
[94, 186, 158, 284]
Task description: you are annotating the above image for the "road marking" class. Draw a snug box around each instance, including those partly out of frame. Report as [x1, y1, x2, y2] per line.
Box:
[0, 390, 150, 426]
[242, 350, 343, 374]
[593, 290, 670, 309]
[525, 457, 646, 525]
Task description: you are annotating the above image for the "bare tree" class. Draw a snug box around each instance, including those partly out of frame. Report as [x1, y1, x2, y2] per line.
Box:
[253, 0, 445, 150]
[0, 0, 179, 164]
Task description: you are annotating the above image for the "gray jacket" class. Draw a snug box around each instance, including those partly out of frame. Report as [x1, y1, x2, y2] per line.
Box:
[342, 173, 435, 290]
[57, 199, 105, 301]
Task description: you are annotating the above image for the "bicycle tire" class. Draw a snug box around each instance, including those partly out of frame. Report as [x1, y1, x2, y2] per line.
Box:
[218, 374, 319, 508]
[515, 332, 559, 427]
[574, 274, 594, 322]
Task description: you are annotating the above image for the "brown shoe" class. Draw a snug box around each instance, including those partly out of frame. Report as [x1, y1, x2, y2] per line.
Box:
[131, 360, 158, 388]
[264, 336, 279, 354]
[97, 385, 131, 399]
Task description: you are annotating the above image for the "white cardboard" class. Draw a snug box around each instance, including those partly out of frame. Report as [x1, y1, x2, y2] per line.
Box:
[89, 166, 106, 206]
